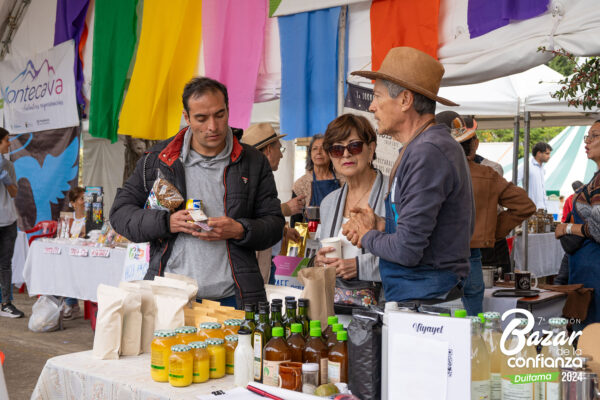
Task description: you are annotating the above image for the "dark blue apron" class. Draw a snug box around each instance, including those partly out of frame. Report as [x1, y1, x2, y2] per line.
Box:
[568, 205, 600, 327]
[378, 193, 461, 302]
[310, 170, 340, 207]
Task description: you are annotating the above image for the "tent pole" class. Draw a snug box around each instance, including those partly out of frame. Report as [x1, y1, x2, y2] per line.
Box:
[522, 111, 531, 272]
[337, 6, 347, 116]
[512, 116, 520, 185]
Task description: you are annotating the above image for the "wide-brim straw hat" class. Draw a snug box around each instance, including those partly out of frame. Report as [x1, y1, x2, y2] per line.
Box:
[351, 47, 458, 107]
[242, 123, 286, 150]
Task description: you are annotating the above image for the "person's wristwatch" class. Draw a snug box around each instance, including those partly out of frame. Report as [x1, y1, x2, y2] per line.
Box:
[566, 223, 573, 235]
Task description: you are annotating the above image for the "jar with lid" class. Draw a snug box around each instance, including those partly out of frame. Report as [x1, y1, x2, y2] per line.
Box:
[151, 330, 178, 382]
[223, 319, 242, 336]
[224, 335, 238, 375]
[175, 326, 198, 344]
[302, 363, 319, 394]
[189, 341, 210, 383]
[198, 322, 225, 341]
[169, 344, 193, 387]
[205, 338, 226, 379]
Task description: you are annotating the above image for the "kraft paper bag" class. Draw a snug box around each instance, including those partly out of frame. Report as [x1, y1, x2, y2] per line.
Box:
[133, 280, 157, 353]
[298, 266, 336, 329]
[164, 272, 199, 300]
[153, 275, 197, 302]
[150, 282, 188, 330]
[93, 284, 127, 360]
[118, 282, 143, 356]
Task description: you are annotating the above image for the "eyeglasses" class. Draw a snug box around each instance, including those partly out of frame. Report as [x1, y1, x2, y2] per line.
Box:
[328, 141, 364, 158]
[584, 133, 600, 143]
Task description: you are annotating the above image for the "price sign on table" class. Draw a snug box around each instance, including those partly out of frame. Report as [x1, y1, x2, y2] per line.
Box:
[43, 246, 61, 255]
[90, 248, 111, 258]
[68, 247, 89, 257]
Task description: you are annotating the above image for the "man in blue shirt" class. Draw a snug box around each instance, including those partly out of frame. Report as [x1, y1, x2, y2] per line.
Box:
[343, 47, 474, 302]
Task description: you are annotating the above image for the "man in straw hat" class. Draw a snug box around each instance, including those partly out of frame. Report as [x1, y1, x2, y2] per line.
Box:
[342, 47, 475, 303]
[242, 123, 303, 283]
[111, 77, 284, 308]
[438, 111, 534, 315]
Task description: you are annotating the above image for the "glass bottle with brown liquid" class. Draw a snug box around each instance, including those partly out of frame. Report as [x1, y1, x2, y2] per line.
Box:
[327, 330, 348, 384]
[262, 327, 291, 387]
[287, 323, 306, 363]
[303, 327, 329, 385]
[323, 316, 338, 341]
[326, 323, 344, 351]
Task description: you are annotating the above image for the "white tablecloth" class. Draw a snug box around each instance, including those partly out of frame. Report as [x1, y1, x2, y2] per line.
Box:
[31, 351, 236, 400]
[513, 233, 564, 277]
[23, 239, 127, 302]
[11, 231, 28, 285]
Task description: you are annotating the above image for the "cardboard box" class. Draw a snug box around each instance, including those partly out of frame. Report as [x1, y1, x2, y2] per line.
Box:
[273, 256, 309, 290]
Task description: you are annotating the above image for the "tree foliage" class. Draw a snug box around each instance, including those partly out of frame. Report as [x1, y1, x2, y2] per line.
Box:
[479, 126, 564, 158]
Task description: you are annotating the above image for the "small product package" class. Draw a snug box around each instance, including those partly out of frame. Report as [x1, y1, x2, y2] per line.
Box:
[347, 309, 383, 400]
[150, 282, 188, 330]
[297, 265, 336, 329]
[117, 281, 143, 356]
[125, 280, 156, 353]
[185, 199, 212, 231]
[93, 284, 128, 360]
[287, 223, 309, 257]
[145, 170, 184, 211]
[154, 275, 198, 302]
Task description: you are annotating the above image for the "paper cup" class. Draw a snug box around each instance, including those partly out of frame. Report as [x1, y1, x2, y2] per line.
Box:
[320, 237, 342, 259]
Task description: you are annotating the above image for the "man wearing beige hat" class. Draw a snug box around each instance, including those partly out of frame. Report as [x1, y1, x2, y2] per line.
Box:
[342, 47, 474, 303]
[242, 123, 303, 283]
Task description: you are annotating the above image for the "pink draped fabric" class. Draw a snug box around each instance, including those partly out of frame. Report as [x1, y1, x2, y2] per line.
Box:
[202, 1, 267, 129]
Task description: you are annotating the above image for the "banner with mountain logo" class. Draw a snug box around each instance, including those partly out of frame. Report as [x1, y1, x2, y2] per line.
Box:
[0, 40, 79, 134]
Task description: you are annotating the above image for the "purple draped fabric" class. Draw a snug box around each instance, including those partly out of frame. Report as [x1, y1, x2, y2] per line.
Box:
[468, 0, 549, 39]
[54, 0, 90, 111]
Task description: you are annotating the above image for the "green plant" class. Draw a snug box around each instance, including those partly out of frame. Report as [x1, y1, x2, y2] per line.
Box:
[538, 47, 600, 111]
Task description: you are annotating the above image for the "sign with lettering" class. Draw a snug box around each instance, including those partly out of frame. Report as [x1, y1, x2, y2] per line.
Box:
[90, 248, 111, 258]
[43, 246, 61, 255]
[121, 243, 150, 281]
[68, 247, 88, 257]
[386, 311, 470, 400]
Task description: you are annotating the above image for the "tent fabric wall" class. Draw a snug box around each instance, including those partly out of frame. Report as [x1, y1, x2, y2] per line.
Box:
[8, 0, 56, 58]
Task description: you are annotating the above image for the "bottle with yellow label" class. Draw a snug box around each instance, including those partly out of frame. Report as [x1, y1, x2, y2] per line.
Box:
[169, 344, 193, 387]
[223, 319, 242, 336]
[151, 330, 178, 382]
[175, 326, 198, 344]
[189, 341, 210, 383]
[198, 322, 225, 341]
[206, 338, 226, 379]
[225, 335, 238, 375]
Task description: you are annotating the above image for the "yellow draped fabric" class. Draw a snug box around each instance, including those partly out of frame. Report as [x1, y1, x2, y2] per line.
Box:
[118, 0, 202, 140]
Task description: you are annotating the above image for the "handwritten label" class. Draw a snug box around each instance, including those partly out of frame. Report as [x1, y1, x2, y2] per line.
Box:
[90, 248, 110, 258]
[121, 243, 150, 281]
[68, 247, 88, 257]
[43, 246, 61, 255]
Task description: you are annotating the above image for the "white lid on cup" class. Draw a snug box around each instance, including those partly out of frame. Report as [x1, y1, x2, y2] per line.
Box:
[302, 363, 319, 372]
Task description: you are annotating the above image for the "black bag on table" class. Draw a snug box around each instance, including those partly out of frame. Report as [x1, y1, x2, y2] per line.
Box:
[348, 308, 382, 400]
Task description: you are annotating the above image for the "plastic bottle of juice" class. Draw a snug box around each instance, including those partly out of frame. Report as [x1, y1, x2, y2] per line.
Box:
[241, 303, 256, 334]
[283, 299, 298, 338]
[297, 298, 310, 337]
[483, 311, 504, 400]
[303, 327, 329, 385]
[470, 316, 491, 400]
[326, 323, 344, 351]
[270, 303, 284, 330]
[328, 330, 348, 384]
[287, 323, 306, 363]
[253, 303, 271, 383]
[323, 316, 339, 341]
[501, 318, 537, 400]
[263, 326, 292, 387]
[538, 317, 573, 400]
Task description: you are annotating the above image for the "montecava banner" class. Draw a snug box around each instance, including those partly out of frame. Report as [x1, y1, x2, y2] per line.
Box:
[0, 40, 79, 134]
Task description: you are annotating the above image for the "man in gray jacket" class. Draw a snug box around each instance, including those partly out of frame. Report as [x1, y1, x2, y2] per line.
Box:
[343, 47, 474, 302]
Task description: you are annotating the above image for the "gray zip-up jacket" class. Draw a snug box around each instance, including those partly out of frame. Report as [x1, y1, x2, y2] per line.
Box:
[318, 169, 387, 282]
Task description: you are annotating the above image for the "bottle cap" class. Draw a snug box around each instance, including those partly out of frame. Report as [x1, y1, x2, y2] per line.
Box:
[272, 298, 283, 304]
[171, 344, 192, 352]
[272, 327, 284, 337]
[469, 316, 482, 325]
[189, 341, 207, 349]
[286, 299, 297, 308]
[285, 296, 295, 302]
[337, 330, 348, 341]
[309, 320, 321, 329]
[224, 319, 242, 326]
[154, 329, 177, 338]
[205, 338, 224, 346]
[483, 311, 500, 320]
[454, 309, 467, 318]
[244, 303, 256, 313]
[439, 313, 451, 317]
[291, 323, 303, 333]
[332, 323, 344, 333]
[310, 327, 321, 337]
[549, 317, 568, 326]
[302, 363, 319, 372]
[271, 303, 282, 312]
[175, 326, 197, 334]
[237, 328, 252, 335]
[477, 313, 485, 324]
[225, 334, 239, 342]
[327, 316, 339, 326]
[298, 298, 309, 307]
[517, 318, 529, 327]
[200, 322, 222, 330]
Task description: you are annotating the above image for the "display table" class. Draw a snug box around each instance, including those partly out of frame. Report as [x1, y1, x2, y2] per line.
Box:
[31, 351, 236, 400]
[513, 233, 564, 277]
[23, 239, 127, 302]
[11, 231, 28, 285]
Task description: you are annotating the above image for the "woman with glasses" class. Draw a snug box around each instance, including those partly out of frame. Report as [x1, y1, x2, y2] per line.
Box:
[556, 120, 600, 327]
[291, 134, 344, 227]
[313, 114, 386, 299]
